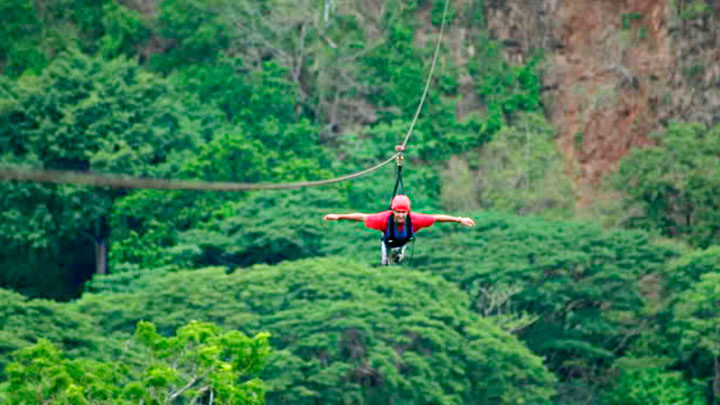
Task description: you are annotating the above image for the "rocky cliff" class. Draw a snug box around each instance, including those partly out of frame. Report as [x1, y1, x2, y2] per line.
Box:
[485, 0, 720, 203]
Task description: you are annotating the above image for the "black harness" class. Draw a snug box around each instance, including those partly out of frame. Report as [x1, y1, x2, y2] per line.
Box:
[382, 149, 416, 255]
[382, 213, 413, 248]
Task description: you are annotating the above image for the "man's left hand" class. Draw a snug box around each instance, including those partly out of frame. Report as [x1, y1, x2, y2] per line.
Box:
[459, 217, 476, 227]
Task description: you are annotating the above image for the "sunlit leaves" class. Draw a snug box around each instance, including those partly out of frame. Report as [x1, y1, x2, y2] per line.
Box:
[77, 257, 556, 403]
[612, 122, 720, 247]
[3, 319, 271, 404]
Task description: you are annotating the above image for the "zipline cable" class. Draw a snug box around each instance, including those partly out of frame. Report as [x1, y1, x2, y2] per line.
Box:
[0, 0, 449, 192]
[0, 153, 399, 191]
[389, 0, 448, 202]
[399, 0, 449, 150]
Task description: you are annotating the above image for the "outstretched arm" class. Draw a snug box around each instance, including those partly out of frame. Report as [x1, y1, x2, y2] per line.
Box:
[430, 214, 476, 227]
[323, 213, 370, 222]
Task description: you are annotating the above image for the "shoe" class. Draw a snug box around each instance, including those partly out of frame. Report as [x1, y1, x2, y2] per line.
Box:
[392, 249, 403, 264]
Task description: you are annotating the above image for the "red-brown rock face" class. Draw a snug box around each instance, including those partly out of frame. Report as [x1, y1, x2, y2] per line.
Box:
[486, 0, 720, 205]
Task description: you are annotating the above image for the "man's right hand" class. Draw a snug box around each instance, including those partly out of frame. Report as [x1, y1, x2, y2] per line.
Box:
[323, 214, 340, 221]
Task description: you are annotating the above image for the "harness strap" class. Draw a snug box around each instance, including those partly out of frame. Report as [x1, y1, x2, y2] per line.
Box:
[389, 160, 405, 209]
[392, 165, 404, 196]
[383, 212, 413, 248]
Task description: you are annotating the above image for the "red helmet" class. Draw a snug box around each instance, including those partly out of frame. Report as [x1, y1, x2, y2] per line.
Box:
[390, 194, 411, 211]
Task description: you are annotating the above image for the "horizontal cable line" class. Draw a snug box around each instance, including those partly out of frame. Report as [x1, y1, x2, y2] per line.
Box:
[0, 153, 399, 192]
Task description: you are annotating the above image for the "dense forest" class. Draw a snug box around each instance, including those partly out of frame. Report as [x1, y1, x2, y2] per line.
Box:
[2, 0, 720, 403]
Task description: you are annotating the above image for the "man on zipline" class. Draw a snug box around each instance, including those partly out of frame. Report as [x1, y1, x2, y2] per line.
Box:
[323, 194, 476, 265]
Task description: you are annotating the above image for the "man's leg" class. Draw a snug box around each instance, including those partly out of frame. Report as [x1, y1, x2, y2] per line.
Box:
[381, 241, 389, 265]
[398, 244, 407, 262]
[391, 245, 407, 264]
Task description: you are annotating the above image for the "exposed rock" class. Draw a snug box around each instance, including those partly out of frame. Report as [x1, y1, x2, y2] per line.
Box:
[485, 0, 720, 205]
[118, 0, 159, 17]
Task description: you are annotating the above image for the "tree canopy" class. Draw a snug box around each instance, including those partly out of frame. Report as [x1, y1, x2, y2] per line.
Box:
[75, 257, 556, 404]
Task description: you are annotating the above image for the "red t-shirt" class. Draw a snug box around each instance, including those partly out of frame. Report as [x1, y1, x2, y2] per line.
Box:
[364, 211, 436, 233]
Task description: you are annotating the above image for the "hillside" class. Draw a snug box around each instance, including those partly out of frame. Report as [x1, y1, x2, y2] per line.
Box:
[486, 0, 720, 201]
[3, 0, 720, 403]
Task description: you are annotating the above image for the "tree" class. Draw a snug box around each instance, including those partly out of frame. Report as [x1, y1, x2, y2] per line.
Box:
[611, 122, 720, 247]
[607, 358, 702, 405]
[150, 0, 239, 72]
[167, 189, 344, 268]
[474, 112, 574, 219]
[0, 0, 45, 76]
[674, 272, 720, 401]
[399, 211, 683, 398]
[5, 339, 127, 404]
[77, 257, 557, 403]
[0, 288, 123, 377]
[99, 1, 150, 59]
[662, 246, 720, 296]
[0, 51, 203, 298]
[128, 320, 270, 404]
[3, 320, 271, 404]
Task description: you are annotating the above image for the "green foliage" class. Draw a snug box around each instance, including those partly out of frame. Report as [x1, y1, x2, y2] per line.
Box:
[613, 245, 720, 405]
[109, 131, 331, 270]
[0, 288, 123, 377]
[668, 272, 720, 400]
[5, 51, 199, 173]
[108, 56, 330, 271]
[5, 339, 126, 404]
[107, 130, 271, 269]
[431, 0, 457, 27]
[474, 112, 574, 219]
[677, 1, 713, 20]
[3, 320, 270, 404]
[171, 57, 252, 122]
[662, 246, 720, 296]
[621, 12, 644, 30]
[358, 11, 426, 119]
[48, 0, 113, 52]
[77, 258, 556, 403]
[0, 0, 115, 75]
[151, 0, 239, 72]
[352, 0, 508, 165]
[608, 361, 702, 405]
[171, 59, 328, 170]
[398, 212, 683, 390]
[337, 120, 445, 207]
[169, 190, 343, 268]
[170, 59, 310, 142]
[675, 272, 720, 359]
[0, 0, 46, 76]
[611, 122, 720, 248]
[470, 36, 542, 126]
[130, 320, 270, 404]
[99, 1, 150, 59]
[440, 156, 480, 211]
[0, 0, 114, 76]
[0, 51, 203, 299]
[684, 63, 705, 82]
[3, 0, 711, 402]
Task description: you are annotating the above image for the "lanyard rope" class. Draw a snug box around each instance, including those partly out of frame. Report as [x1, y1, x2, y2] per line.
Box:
[389, 0, 449, 205]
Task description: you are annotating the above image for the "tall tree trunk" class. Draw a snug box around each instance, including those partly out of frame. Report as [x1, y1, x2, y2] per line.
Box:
[714, 355, 720, 402]
[91, 218, 107, 275]
[94, 237, 107, 275]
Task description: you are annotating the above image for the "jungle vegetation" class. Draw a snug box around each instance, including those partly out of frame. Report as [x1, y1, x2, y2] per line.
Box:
[2, 0, 720, 403]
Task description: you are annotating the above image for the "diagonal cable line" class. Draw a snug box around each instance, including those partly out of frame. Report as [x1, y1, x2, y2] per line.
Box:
[400, 0, 449, 149]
